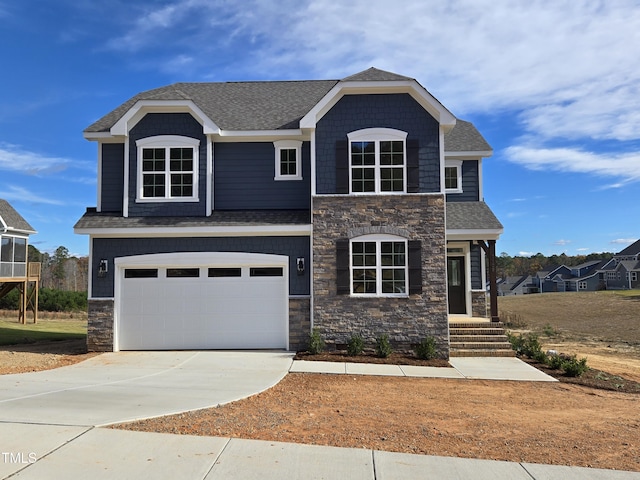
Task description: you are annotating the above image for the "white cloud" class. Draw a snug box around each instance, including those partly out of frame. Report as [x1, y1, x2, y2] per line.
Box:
[610, 238, 638, 245]
[0, 186, 67, 206]
[503, 146, 640, 185]
[554, 239, 571, 246]
[0, 143, 71, 175]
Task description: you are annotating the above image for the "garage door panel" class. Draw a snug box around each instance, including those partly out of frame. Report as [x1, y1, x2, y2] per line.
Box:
[118, 259, 288, 350]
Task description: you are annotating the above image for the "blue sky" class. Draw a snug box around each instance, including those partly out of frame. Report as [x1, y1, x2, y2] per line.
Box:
[1, 0, 639, 257]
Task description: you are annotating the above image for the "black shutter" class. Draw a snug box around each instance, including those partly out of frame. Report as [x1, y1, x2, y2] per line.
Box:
[406, 139, 420, 193]
[408, 240, 422, 294]
[335, 140, 349, 194]
[336, 238, 350, 295]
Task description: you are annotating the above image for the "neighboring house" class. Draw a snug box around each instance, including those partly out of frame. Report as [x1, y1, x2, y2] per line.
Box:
[0, 199, 36, 279]
[0, 199, 39, 323]
[598, 239, 640, 290]
[74, 68, 503, 356]
[497, 275, 537, 296]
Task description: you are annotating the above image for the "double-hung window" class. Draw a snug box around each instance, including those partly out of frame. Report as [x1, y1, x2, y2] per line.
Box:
[274, 140, 302, 180]
[136, 136, 199, 201]
[350, 235, 408, 296]
[347, 129, 407, 193]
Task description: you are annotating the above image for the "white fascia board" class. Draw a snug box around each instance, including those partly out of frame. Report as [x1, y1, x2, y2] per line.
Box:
[84, 131, 115, 141]
[0, 215, 8, 232]
[214, 129, 305, 141]
[300, 80, 457, 130]
[110, 100, 220, 136]
[446, 229, 503, 241]
[74, 225, 312, 237]
[445, 151, 493, 159]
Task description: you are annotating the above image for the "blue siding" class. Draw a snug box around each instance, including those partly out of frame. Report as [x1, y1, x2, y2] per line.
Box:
[315, 94, 440, 194]
[214, 142, 311, 210]
[446, 160, 480, 202]
[101, 143, 124, 212]
[470, 243, 482, 289]
[128, 113, 207, 217]
[91, 236, 310, 297]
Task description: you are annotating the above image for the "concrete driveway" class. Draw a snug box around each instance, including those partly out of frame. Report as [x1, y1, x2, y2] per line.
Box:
[0, 351, 293, 426]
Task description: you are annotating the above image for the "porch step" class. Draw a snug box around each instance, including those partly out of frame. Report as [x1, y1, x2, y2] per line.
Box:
[449, 321, 515, 357]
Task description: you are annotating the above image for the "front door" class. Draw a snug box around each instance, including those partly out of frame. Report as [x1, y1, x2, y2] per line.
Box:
[447, 256, 467, 314]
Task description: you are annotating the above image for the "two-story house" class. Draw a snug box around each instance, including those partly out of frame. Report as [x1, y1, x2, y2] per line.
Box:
[75, 68, 503, 357]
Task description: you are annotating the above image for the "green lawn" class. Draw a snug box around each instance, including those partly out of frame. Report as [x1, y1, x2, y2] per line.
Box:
[0, 317, 87, 346]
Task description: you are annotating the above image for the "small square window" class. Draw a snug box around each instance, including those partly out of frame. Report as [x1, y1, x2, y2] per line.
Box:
[274, 140, 302, 180]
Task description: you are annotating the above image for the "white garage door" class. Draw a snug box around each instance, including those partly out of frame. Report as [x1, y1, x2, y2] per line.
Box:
[115, 253, 288, 351]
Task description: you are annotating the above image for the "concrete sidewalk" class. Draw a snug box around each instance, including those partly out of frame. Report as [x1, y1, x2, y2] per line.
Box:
[2, 426, 638, 479]
[290, 356, 557, 382]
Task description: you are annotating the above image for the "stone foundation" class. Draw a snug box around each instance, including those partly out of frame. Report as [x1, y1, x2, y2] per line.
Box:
[312, 194, 449, 358]
[471, 291, 488, 318]
[289, 297, 311, 351]
[87, 299, 115, 352]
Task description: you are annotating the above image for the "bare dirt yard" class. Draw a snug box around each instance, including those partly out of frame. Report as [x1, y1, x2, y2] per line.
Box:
[1, 292, 639, 472]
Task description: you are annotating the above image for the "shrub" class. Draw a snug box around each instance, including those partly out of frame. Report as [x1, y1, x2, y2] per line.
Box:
[561, 355, 588, 377]
[375, 334, 393, 358]
[414, 336, 437, 360]
[506, 332, 525, 355]
[308, 328, 325, 354]
[546, 352, 564, 370]
[507, 332, 545, 360]
[542, 323, 557, 337]
[346, 334, 364, 356]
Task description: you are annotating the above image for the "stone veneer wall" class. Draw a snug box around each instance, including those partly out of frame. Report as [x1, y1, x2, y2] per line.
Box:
[87, 299, 115, 352]
[289, 297, 311, 351]
[312, 194, 449, 358]
[471, 291, 488, 318]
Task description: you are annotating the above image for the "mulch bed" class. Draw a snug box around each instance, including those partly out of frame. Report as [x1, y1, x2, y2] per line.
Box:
[522, 358, 640, 394]
[294, 351, 450, 367]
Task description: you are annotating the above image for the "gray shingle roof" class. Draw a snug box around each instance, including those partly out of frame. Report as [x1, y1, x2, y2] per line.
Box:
[84, 68, 491, 154]
[341, 67, 414, 82]
[74, 209, 311, 230]
[446, 202, 503, 231]
[617, 239, 640, 256]
[444, 120, 492, 152]
[85, 80, 339, 133]
[0, 199, 36, 234]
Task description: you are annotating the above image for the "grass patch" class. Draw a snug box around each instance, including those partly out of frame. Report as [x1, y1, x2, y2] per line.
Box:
[0, 317, 86, 346]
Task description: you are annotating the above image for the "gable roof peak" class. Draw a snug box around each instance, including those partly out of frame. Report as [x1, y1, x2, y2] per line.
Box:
[341, 67, 415, 82]
[617, 239, 640, 256]
[0, 199, 36, 234]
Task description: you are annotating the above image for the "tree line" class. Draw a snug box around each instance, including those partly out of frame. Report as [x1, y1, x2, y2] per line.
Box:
[496, 251, 615, 278]
[28, 245, 88, 292]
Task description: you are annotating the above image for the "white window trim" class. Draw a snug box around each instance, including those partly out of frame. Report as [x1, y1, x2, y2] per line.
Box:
[273, 140, 302, 181]
[136, 135, 200, 203]
[444, 160, 463, 193]
[350, 234, 409, 297]
[347, 128, 408, 194]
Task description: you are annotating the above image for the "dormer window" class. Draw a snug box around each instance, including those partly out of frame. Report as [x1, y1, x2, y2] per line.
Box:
[274, 140, 302, 180]
[136, 136, 199, 202]
[347, 128, 408, 194]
